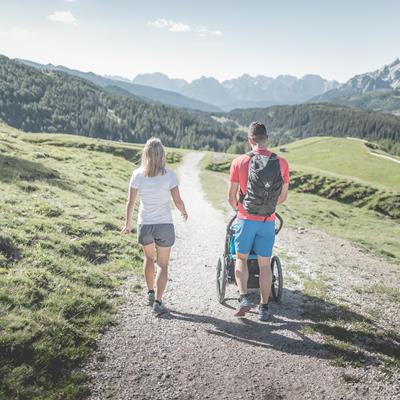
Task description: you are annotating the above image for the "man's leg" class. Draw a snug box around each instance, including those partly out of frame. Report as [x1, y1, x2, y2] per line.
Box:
[154, 246, 171, 302]
[258, 256, 272, 304]
[233, 219, 256, 316]
[142, 243, 156, 291]
[234, 253, 252, 316]
[254, 220, 275, 321]
[235, 252, 249, 295]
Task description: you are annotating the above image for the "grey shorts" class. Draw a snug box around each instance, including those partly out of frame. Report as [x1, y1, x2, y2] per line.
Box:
[137, 224, 175, 247]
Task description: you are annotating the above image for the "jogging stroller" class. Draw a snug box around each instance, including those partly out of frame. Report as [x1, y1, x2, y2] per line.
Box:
[216, 213, 283, 304]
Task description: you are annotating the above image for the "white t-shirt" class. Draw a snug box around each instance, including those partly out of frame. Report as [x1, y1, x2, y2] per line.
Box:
[129, 167, 179, 225]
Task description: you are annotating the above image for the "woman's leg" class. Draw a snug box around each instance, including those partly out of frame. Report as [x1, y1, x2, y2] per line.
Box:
[154, 246, 171, 302]
[142, 243, 156, 291]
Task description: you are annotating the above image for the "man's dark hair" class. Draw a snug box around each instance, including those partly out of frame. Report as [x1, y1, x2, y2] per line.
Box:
[248, 121, 268, 144]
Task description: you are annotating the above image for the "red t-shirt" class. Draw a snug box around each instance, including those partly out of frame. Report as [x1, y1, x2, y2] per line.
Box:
[229, 148, 290, 221]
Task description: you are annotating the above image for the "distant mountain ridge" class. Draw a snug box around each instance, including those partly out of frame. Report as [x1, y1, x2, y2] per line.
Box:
[0, 55, 237, 150]
[133, 72, 340, 110]
[313, 59, 400, 101]
[2, 54, 400, 156]
[17, 59, 221, 113]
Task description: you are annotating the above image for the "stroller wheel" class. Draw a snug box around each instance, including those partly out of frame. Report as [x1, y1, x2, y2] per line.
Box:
[216, 257, 227, 304]
[271, 256, 283, 303]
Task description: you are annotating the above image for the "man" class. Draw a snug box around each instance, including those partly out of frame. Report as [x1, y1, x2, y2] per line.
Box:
[228, 121, 289, 321]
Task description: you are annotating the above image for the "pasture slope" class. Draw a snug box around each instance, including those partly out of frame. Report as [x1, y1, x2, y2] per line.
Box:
[1, 124, 399, 399]
[0, 123, 181, 399]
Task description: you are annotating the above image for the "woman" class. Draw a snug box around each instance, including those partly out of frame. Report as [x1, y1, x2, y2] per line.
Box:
[121, 138, 188, 315]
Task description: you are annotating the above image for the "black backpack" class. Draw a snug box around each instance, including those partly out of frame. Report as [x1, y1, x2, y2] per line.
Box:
[239, 152, 283, 217]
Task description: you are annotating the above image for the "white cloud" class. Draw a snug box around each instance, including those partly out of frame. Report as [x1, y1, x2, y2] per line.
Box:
[47, 11, 77, 25]
[64, 0, 77, 2]
[169, 23, 191, 32]
[198, 27, 223, 37]
[147, 19, 222, 37]
[147, 19, 190, 33]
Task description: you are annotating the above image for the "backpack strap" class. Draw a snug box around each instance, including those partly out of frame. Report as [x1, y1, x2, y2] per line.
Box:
[239, 152, 255, 203]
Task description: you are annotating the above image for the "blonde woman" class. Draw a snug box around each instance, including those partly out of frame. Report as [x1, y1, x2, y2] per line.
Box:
[121, 138, 188, 315]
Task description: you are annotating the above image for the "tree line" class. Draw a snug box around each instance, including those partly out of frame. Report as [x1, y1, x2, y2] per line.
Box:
[1, 54, 400, 155]
[0, 55, 243, 151]
[227, 103, 400, 154]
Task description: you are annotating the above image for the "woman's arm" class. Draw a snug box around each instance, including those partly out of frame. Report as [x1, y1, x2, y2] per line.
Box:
[121, 188, 138, 234]
[170, 186, 188, 221]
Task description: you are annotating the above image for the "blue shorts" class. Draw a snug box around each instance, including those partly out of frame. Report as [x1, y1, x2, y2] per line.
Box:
[234, 218, 275, 257]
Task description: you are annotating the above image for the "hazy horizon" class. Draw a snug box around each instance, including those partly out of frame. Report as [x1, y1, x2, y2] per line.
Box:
[1, 0, 400, 83]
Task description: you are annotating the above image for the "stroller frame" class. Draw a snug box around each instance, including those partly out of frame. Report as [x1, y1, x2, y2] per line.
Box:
[216, 213, 284, 304]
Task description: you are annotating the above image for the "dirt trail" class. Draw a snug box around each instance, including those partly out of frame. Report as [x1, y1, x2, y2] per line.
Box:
[85, 152, 399, 400]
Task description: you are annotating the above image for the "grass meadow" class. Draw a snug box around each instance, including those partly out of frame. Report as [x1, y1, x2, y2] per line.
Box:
[0, 124, 181, 399]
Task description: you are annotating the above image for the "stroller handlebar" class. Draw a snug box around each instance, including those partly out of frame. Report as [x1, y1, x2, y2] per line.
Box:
[227, 212, 284, 236]
[275, 212, 283, 235]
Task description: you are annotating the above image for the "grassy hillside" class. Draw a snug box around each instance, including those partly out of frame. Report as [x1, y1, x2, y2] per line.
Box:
[200, 137, 400, 260]
[0, 54, 240, 151]
[313, 89, 400, 116]
[0, 123, 182, 399]
[279, 137, 400, 191]
[226, 103, 400, 155]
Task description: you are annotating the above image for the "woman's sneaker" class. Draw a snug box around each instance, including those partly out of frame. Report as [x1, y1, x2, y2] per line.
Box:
[152, 300, 167, 316]
[258, 304, 270, 321]
[147, 290, 155, 306]
[234, 295, 251, 317]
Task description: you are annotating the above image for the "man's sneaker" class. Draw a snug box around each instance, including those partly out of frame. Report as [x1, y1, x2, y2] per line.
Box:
[234, 295, 251, 317]
[152, 301, 168, 316]
[258, 304, 270, 322]
[147, 290, 155, 306]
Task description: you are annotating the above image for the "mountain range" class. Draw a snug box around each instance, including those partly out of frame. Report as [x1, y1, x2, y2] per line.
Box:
[19, 59, 339, 111]
[2, 54, 400, 157]
[18, 60, 222, 113]
[133, 73, 340, 109]
[312, 58, 400, 114]
[16, 57, 400, 115]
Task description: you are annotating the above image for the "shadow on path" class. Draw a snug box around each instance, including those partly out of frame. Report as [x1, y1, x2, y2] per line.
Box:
[166, 287, 399, 368]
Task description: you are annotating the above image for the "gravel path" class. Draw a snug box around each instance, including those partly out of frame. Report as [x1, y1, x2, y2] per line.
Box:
[85, 152, 399, 400]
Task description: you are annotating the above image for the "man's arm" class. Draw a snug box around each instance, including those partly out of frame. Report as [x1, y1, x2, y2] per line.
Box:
[228, 182, 240, 210]
[277, 182, 289, 205]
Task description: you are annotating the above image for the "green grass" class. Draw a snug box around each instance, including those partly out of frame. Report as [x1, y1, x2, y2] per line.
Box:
[0, 123, 182, 399]
[299, 276, 400, 371]
[203, 136, 400, 191]
[203, 142, 400, 220]
[352, 283, 400, 303]
[279, 136, 400, 191]
[279, 191, 400, 260]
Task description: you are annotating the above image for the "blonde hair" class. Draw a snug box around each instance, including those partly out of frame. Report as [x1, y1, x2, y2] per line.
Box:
[141, 138, 166, 177]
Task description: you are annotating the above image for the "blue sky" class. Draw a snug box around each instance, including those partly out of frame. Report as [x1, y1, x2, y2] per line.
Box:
[0, 0, 399, 82]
